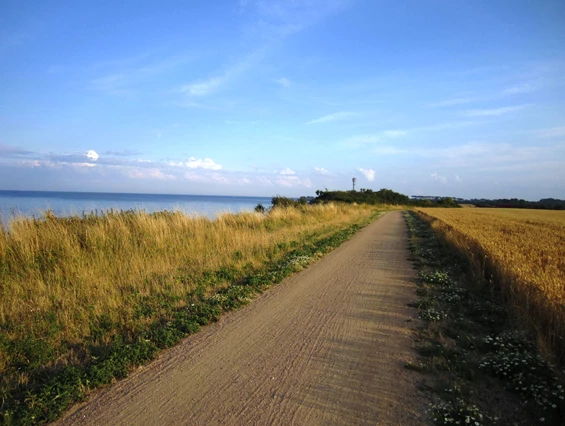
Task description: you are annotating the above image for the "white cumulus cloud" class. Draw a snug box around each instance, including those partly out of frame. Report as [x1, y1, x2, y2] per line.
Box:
[86, 150, 99, 161]
[280, 167, 296, 175]
[358, 168, 375, 181]
[431, 172, 447, 183]
[314, 166, 330, 175]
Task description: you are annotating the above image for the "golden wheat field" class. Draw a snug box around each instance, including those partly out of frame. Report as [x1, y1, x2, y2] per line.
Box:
[417, 207, 565, 360]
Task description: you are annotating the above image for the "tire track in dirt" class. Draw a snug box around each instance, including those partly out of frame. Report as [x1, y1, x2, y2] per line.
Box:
[58, 211, 425, 425]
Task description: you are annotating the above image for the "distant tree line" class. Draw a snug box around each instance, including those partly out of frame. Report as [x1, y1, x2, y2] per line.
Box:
[312, 188, 460, 207]
[464, 198, 565, 210]
[257, 193, 565, 212]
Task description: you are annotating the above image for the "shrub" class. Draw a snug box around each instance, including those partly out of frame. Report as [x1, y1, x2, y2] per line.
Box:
[271, 196, 298, 209]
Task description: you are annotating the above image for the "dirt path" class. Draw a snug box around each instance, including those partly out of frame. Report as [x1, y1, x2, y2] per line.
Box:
[59, 211, 425, 426]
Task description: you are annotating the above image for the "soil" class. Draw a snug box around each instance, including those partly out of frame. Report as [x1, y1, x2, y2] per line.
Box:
[58, 211, 426, 426]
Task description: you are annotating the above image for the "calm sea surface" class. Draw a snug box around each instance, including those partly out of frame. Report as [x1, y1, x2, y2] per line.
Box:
[0, 190, 272, 223]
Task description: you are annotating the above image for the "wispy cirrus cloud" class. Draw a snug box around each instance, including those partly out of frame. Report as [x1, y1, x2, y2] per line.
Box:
[242, 0, 352, 37]
[368, 141, 565, 175]
[103, 150, 142, 157]
[180, 76, 225, 97]
[274, 77, 291, 88]
[169, 157, 222, 170]
[0, 143, 34, 158]
[341, 129, 407, 147]
[127, 168, 176, 180]
[428, 96, 485, 108]
[88, 52, 195, 94]
[412, 121, 480, 132]
[429, 80, 538, 108]
[461, 104, 530, 117]
[343, 134, 381, 146]
[535, 126, 565, 138]
[372, 146, 405, 155]
[502, 83, 536, 95]
[180, 49, 265, 99]
[382, 130, 407, 138]
[91, 49, 157, 70]
[342, 121, 484, 151]
[89, 73, 127, 93]
[180, 2, 348, 105]
[306, 111, 355, 125]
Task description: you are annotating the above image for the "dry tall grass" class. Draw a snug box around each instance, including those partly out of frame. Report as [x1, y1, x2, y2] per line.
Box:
[0, 204, 379, 378]
[417, 208, 565, 362]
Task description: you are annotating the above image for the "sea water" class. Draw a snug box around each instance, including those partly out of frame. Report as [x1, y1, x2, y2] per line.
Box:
[0, 190, 272, 223]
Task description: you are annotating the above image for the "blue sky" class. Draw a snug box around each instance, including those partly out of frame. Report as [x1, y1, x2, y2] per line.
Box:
[1, 0, 564, 199]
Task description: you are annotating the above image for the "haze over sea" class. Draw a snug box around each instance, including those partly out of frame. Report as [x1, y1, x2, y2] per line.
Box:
[0, 190, 272, 222]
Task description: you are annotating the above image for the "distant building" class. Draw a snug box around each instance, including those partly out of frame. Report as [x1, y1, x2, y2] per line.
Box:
[411, 195, 465, 202]
[411, 195, 443, 201]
